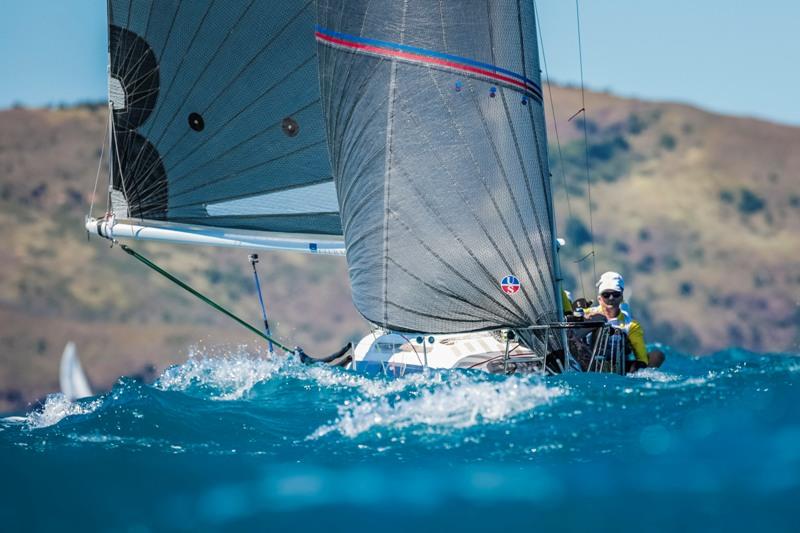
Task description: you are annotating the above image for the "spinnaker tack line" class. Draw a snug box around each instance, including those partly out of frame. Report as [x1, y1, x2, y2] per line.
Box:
[119, 244, 292, 353]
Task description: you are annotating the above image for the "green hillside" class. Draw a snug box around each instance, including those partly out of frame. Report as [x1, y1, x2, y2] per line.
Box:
[546, 87, 800, 354]
[0, 85, 798, 410]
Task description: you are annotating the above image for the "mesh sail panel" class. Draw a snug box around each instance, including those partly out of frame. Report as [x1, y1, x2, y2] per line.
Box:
[317, 0, 559, 332]
[108, 0, 340, 235]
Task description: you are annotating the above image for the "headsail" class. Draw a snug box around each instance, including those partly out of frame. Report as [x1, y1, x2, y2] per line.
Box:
[317, 0, 560, 333]
[106, 0, 340, 237]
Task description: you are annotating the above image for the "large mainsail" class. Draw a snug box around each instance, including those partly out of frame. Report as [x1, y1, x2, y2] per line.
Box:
[317, 0, 560, 333]
[106, 0, 340, 236]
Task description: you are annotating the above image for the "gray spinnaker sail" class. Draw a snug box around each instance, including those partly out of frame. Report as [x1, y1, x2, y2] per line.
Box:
[107, 0, 340, 236]
[317, 0, 560, 333]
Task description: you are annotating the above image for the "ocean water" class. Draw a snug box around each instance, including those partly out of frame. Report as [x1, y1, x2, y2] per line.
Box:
[1, 345, 798, 532]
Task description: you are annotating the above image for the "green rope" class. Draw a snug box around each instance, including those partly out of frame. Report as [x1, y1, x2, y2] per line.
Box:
[120, 244, 292, 353]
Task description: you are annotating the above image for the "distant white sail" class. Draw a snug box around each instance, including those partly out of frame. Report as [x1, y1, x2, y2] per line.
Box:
[59, 342, 93, 400]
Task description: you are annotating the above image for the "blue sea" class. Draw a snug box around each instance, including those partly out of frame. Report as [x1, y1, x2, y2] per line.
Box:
[1, 345, 798, 532]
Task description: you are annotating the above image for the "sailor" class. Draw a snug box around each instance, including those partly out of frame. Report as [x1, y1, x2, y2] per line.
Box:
[584, 272, 664, 371]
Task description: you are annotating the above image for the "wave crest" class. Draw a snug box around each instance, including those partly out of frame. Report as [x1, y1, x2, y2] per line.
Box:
[312, 376, 567, 439]
[25, 394, 102, 429]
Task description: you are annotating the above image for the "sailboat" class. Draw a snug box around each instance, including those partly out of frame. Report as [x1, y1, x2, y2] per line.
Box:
[59, 342, 94, 401]
[86, 1, 624, 376]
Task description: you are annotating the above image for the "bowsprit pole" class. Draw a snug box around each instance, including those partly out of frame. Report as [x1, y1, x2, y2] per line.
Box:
[249, 254, 274, 354]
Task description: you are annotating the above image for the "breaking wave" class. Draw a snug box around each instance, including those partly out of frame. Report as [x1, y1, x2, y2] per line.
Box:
[1, 346, 798, 531]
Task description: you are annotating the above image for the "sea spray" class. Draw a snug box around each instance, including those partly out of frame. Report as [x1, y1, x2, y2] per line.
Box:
[1, 346, 798, 531]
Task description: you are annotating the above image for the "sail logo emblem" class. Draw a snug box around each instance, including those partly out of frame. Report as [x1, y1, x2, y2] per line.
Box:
[501, 275, 520, 294]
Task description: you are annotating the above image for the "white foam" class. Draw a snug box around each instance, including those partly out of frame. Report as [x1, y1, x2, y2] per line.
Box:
[312, 378, 566, 439]
[153, 346, 440, 401]
[155, 348, 287, 400]
[25, 394, 101, 429]
[629, 367, 722, 390]
[628, 368, 681, 383]
[302, 365, 441, 398]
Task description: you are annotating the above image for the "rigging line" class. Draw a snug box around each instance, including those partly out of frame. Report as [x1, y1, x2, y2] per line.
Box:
[533, 0, 573, 218]
[575, 0, 597, 282]
[576, 253, 587, 302]
[118, 244, 292, 353]
[89, 104, 110, 218]
[567, 107, 584, 122]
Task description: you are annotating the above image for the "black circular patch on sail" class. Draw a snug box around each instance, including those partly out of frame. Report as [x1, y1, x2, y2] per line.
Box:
[109, 25, 159, 130]
[282, 117, 299, 137]
[188, 112, 205, 131]
[111, 131, 168, 220]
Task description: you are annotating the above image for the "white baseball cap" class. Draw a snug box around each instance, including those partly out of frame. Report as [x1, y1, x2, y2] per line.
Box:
[596, 271, 624, 294]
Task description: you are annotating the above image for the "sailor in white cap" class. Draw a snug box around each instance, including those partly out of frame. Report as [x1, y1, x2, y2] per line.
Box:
[585, 271, 664, 371]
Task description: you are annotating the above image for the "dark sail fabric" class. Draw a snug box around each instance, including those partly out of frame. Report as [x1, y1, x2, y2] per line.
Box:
[107, 0, 341, 235]
[317, 0, 559, 332]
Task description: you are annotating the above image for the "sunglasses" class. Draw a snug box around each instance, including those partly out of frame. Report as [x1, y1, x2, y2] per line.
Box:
[601, 291, 622, 300]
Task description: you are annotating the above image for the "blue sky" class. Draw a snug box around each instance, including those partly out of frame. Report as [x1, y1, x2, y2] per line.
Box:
[1, 0, 798, 126]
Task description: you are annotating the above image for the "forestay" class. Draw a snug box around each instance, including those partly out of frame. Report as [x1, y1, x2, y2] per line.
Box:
[106, 0, 341, 236]
[317, 0, 560, 333]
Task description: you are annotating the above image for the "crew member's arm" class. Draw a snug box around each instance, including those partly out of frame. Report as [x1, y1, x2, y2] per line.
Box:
[627, 321, 649, 366]
[561, 290, 573, 315]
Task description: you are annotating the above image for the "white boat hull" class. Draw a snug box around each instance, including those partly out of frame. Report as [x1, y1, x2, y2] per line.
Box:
[351, 330, 547, 375]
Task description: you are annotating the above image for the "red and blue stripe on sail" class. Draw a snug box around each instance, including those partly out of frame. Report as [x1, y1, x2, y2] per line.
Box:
[315, 26, 542, 101]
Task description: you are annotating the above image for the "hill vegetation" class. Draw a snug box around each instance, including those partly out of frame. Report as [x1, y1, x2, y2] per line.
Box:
[0, 85, 798, 411]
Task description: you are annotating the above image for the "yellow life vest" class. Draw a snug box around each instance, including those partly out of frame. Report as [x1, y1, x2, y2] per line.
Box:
[586, 305, 648, 365]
